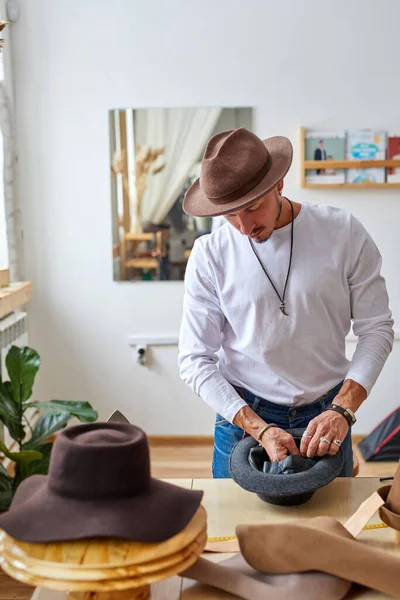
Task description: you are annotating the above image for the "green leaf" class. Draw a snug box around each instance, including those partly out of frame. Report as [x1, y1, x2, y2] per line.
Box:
[4, 421, 25, 444]
[23, 413, 70, 450]
[19, 442, 52, 479]
[3, 380, 17, 403]
[0, 466, 13, 510]
[0, 440, 42, 464]
[0, 382, 24, 443]
[0, 381, 18, 418]
[5, 346, 40, 404]
[0, 461, 10, 476]
[25, 401, 98, 423]
[0, 490, 13, 512]
[0, 396, 14, 423]
[0, 462, 12, 490]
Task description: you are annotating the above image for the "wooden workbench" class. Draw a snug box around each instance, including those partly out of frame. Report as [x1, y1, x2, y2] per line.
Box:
[12, 478, 400, 599]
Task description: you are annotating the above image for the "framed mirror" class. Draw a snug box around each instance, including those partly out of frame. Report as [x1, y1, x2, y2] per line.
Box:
[109, 106, 253, 281]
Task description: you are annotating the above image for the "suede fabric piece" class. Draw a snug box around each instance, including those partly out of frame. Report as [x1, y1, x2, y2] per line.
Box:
[182, 554, 351, 600]
[378, 462, 400, 531]
[230, 429, 343, 506]
[236, 516, 400, 599]
[0, 423, 203, 543]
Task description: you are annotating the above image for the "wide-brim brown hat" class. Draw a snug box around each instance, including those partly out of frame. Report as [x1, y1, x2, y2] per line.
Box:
[0, 422, 203, 543]
[183, 127, 293, 218]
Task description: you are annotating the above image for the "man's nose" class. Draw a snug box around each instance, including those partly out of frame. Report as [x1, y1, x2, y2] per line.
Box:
[237, 215, 254, 235]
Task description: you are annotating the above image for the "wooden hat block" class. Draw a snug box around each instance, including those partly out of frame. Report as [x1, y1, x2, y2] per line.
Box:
[0, 505, 207, 600]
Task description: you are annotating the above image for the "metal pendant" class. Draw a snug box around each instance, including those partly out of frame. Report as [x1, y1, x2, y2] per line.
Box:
[280, 302, 289, 316]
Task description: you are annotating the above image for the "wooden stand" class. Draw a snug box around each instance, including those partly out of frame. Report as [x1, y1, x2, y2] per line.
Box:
[0, 506, 207, 599]
[120, 230, 169, 280]
[299, 127, 400, 189]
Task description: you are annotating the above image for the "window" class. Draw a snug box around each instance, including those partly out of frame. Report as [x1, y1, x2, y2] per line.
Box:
[0, 47, 7, 270]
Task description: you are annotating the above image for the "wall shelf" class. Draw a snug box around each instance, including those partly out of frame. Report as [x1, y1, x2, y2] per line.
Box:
[299, 127, 400, 189]
[0, 282, 32, 320]
[305, 182, 400, 189]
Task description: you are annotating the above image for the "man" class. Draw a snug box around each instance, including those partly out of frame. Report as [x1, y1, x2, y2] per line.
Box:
[178, 128, 394, 478]
[314, 139, 327, 174]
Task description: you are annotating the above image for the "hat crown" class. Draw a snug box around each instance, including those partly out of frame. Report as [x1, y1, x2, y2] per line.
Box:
[48, 422, 150, 499]
[386, 462, 400, 513]
[200, 128, 271, 199]
[230, 428, 344, 507]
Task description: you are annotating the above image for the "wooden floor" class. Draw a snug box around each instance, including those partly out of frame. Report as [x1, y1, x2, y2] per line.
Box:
[1, 437, 397, 600]
[148, 436, 398, 479]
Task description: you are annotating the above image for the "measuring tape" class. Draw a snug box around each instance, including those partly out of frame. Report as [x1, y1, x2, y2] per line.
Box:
[363, 522, 388, 531]
[207, 522, 388, 543]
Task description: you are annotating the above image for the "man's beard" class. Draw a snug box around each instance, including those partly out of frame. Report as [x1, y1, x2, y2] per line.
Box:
[254, 195, 283, 244]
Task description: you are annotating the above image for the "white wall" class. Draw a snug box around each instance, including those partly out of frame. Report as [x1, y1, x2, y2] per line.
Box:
[11, 0, 400, 434]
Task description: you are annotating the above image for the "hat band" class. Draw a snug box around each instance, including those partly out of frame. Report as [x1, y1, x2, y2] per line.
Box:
[207, 153, 272, 206]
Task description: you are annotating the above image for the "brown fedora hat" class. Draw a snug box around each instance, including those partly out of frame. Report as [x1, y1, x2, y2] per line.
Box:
[378, 461, 400, 531]
[183, 128, 293, 218]
[0, 423, 203, 543]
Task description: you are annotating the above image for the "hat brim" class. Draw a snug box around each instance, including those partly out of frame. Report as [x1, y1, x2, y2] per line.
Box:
[0, 474, 203, 543]
[378, 485, 400, 530]
[229, 428, 344, 503]
[183, 136, 293, 218]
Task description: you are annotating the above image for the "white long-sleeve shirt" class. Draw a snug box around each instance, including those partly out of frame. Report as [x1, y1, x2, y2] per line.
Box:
[178, 202, 394, 424]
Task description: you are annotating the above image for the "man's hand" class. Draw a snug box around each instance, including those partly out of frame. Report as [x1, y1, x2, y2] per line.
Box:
[300, 410, 349, 458]
[233, 405, 300, 461]
[300, 378, 366, 458]
[259, 426, 300, 462]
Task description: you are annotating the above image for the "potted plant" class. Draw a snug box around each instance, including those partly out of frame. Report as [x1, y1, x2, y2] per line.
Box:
[0, 345, 98, 511]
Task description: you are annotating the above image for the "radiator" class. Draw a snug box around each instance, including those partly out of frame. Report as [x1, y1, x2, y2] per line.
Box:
[0, 310, 33, 447]
[0, 311, 29, 375]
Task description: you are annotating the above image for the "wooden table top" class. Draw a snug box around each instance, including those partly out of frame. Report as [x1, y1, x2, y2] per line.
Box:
[27, 477, 399, 600]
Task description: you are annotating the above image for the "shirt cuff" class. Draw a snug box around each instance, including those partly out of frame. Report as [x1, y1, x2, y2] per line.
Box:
[344, 369, 373, 396]
[225, 398, 248, 425]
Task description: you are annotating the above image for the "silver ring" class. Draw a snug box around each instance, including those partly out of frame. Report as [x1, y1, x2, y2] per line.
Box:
[333, 439, 342, 447]
[319, 436, 331, 445]
[302, 430, 312, 437]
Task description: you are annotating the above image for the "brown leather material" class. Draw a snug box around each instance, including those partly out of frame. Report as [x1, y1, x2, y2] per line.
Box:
[183, 128, 293, 218]
[378, 462, 400, 531]
[182, 554, 351, 600]
[236, 516, 400, 598]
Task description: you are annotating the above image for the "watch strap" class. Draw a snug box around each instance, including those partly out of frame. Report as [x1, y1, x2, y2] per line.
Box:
[326, 403, 356, 427]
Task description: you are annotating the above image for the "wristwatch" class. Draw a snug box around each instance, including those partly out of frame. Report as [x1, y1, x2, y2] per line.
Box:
[326, 403, 357, 428]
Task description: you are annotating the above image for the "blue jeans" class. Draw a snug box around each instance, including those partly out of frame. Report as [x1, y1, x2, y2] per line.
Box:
[212, 381, 353, 478]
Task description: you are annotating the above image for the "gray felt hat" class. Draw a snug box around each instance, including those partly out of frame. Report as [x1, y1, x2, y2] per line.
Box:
[229, 428, 344, 506]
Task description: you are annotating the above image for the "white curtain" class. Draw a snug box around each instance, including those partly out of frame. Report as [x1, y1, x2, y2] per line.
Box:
[0, 81, 19, 281]
[134, 107, 222, 227]
[0, 81, 7, 270]
[0, 8, 19, 282]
